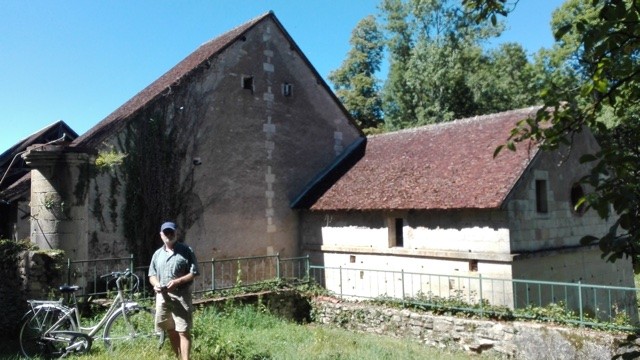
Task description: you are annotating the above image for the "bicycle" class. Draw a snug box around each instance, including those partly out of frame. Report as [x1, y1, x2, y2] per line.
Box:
[19, 269, 164, 358]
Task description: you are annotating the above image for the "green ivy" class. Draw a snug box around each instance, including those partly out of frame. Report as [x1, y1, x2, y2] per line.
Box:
[0, 239, 32, 260]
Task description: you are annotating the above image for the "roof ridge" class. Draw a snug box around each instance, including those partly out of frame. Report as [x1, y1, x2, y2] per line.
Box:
[371, 105, 542, 138]
[196, 11, 272, 49]
[72, 12, 273, 148]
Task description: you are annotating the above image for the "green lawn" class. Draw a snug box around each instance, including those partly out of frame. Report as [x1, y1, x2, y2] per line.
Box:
[4, 304, 499, 360]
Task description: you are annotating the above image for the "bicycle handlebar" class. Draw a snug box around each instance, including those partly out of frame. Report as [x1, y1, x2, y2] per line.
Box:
[100, 268, 132, 279]
[99, 269, 141, 293]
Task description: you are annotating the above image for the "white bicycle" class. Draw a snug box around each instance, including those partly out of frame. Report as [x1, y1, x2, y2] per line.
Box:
[19, 269, 163, 358]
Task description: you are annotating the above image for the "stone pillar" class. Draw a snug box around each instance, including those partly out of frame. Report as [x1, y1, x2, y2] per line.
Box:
[22, 144, 95, 260]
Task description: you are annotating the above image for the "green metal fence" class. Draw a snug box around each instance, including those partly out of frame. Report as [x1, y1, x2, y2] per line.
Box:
[66, 254, 639, 330]
[66, 255, 138, 298]
[191, 254, 310, 294]
[309, 265, 639, 330]
[66, 254, 310, 299]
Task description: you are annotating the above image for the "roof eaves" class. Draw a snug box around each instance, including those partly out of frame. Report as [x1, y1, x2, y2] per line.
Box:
[291, 137, 367, 209]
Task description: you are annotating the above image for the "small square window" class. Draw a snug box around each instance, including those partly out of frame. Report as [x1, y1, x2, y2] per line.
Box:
[469, 260, 478, 272]
[283, 82, 293, 97]
[242, 76, 254, 92]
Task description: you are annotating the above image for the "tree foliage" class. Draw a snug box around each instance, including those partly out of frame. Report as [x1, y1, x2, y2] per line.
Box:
[468, 0, 640, 263]
[329, 15, 384, 133]
[377, 0, 540, 130]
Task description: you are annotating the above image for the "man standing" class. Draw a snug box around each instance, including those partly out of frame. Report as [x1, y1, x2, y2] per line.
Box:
[149, 221, 199, 360]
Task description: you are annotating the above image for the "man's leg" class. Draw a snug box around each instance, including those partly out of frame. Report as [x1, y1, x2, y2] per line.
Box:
[178, 331, 191, 360]
[167, 329, 182, 358]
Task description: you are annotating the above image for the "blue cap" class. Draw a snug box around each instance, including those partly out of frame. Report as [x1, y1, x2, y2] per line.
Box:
[160, 222, 177, 232]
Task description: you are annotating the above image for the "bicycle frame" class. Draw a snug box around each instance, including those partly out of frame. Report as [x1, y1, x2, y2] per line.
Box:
[21, 269, 161, 359]
[27, 271, 144, 342]
[79, 291, 129, 336]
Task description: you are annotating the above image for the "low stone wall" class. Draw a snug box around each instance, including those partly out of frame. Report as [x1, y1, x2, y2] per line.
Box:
[1, 250, 65, 337]
[311, 296, 640, 359]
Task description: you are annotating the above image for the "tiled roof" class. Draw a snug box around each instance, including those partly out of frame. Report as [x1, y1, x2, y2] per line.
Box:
[1, 173, 29, 202]
[309, 107, 541, 211]
[0, 120, 77, 196]
[72, 12, 273, 148]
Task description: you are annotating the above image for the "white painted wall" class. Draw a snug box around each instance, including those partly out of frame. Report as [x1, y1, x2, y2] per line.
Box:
[319, 252, 514, 307]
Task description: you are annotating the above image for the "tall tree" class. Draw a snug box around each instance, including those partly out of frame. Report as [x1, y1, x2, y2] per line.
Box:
[329, 15, 384, 133]
[467, 0, 640, 263]
[468, 43, 540, 114]
[379, 0, 414, 130]
[379, 0, 543, 130]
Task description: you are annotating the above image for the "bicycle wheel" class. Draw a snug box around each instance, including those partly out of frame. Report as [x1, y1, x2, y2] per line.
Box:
[103, 306, 163, 352]
[19, 306, 77, 359]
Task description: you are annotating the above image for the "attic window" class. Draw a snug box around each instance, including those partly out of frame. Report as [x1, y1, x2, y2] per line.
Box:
[571, 183, 586, 215]
[242, 76, 254, 92]
[283, 82, 293, 97]
[388, 217, 404, 248]
[536, 179, 548, 214]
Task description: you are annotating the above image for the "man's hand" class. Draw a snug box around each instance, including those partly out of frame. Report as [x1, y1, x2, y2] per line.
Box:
[166, 279, 180, 290]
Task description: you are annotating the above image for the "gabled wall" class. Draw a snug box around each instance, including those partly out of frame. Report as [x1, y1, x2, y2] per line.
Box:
[506, 130, 613, 253]
[81, 17, 362, 266]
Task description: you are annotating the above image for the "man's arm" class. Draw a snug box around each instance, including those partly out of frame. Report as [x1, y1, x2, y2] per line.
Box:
[166, 272, 195, 290]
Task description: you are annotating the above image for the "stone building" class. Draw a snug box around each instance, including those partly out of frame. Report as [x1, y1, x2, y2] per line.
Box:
[0, 12, 634, 315]
[8, 11, 363, 267]
[296, 107, 636, 316]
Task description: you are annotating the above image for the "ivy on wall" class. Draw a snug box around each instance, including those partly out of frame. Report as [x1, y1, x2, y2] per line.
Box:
[0, 240, 65, 336]
[118, 105, 192, 266]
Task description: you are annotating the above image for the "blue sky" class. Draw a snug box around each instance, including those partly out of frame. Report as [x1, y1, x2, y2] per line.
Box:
[0, 0, 565, 152]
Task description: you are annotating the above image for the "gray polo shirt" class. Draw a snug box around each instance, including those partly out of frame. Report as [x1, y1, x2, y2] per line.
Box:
[149, 242, 199, 292]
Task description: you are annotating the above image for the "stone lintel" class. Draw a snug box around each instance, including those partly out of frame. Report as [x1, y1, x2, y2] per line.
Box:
[22, 145, 96, 167]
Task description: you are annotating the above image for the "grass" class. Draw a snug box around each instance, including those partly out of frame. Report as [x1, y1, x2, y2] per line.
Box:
[3, 304, 500, 360]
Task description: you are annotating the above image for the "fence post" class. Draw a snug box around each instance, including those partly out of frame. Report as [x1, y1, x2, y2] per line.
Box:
[66, 258, 71, 285]
[211, 258, 216, 292]
[401, 269, 406, 306]
[129, 254, 135, 298]
[479, 274, 484, 318]
[276, 253, 281, 281]
[305, 255, 310, 283]
[578, 280, 583, 324]
[339, 266, 343, 298]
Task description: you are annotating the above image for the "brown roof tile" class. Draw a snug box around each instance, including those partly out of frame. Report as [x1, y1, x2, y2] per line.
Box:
[310, 107, 541, 211]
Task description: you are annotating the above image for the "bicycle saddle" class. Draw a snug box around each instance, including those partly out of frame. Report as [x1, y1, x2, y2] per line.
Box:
[59, 285, 81, 293]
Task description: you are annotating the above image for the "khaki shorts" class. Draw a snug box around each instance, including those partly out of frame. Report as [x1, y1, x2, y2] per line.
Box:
[155, 291, 193, 332]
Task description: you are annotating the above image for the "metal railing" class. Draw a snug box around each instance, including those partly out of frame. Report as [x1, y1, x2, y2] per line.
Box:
[192, 254, 310, 294]
[66, 254, 310, 299]
[65, 254, 639, 330]
[309, 265, 640, 330]
[66, 255, 141, 298]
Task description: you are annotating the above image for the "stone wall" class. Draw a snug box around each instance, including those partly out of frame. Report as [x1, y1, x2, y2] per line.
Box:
[1, 250, 65, 336]
[311, 296, 640, 359]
